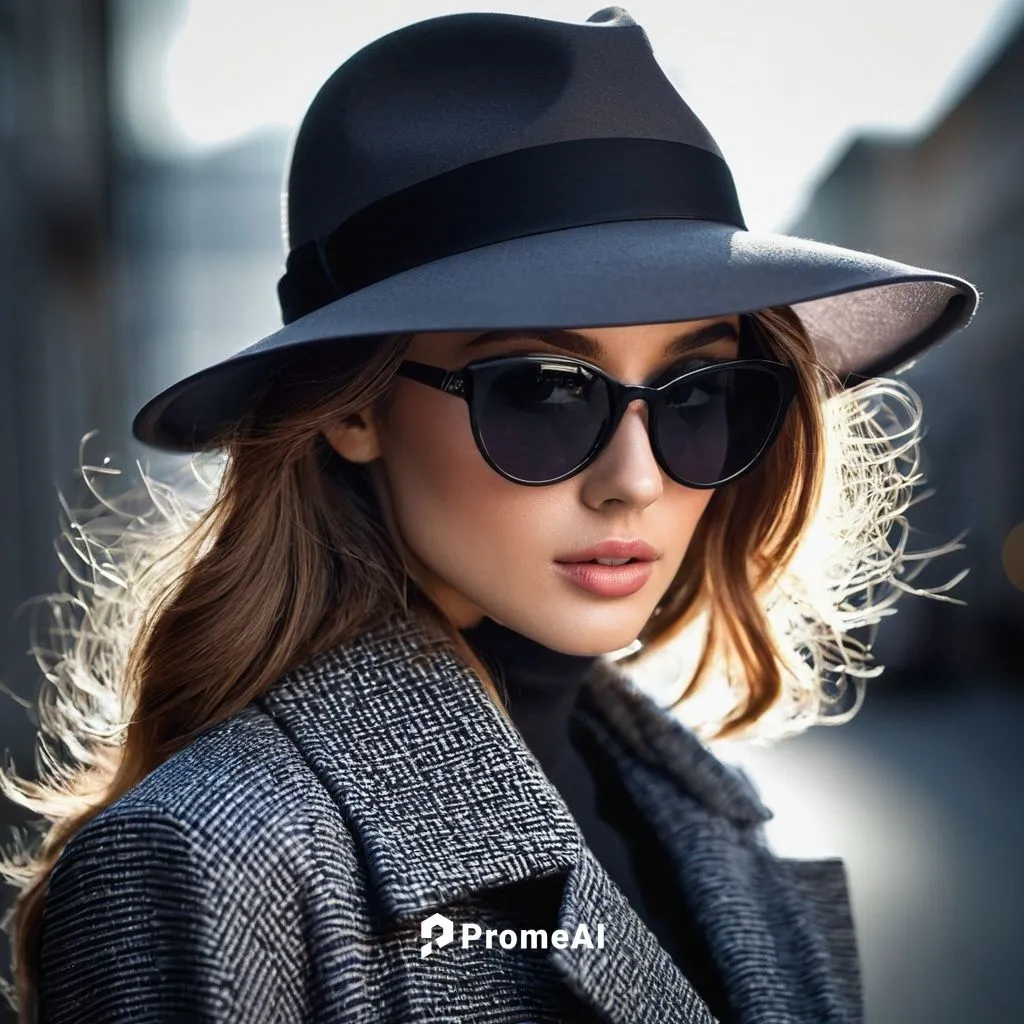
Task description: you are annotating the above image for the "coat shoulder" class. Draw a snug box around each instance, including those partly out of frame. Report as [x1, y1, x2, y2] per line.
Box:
[37, 705, 362, 1023]
[112, 703, 330, 826]
[53, 703, 358, 901]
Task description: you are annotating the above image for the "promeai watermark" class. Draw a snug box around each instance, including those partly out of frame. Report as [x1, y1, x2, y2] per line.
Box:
[420, 912, 607, 959]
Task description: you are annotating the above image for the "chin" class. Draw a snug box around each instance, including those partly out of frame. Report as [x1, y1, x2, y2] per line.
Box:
[552, 620, 647, 658]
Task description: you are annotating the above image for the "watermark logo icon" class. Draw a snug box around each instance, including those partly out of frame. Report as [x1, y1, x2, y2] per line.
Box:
[420, 912, 455, 959]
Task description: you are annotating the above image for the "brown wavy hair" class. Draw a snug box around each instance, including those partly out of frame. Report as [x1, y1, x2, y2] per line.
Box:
[0, 306, 964, 1018]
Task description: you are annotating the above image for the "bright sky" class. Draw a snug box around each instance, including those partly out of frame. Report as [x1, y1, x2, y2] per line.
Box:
[126, 0, 1024, 231]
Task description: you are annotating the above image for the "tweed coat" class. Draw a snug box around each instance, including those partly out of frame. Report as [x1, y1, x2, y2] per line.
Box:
[36, 610, 862, 1023]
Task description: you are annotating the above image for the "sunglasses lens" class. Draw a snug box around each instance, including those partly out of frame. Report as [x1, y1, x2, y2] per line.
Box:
[476, 361, 609, 482]
[656, 365, 785, 485]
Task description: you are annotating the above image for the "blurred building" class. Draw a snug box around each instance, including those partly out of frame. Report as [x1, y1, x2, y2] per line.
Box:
[0, 1, 117, 1014]
[116, 130, 289, 468]
[0, 3, 289, 732]
[788, 17, 1024, 689]
[0, 0, 117, 698]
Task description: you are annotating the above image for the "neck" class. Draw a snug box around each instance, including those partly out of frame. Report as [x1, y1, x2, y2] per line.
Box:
[459, 616, 599, 776]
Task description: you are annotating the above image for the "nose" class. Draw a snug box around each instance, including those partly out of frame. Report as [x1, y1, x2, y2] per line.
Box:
[579, 398, 663, 506]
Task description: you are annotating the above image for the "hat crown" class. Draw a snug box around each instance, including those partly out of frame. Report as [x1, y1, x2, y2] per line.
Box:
[284, 9, 724, 251]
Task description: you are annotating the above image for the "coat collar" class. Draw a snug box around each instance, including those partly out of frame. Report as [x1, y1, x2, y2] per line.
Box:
[257, 609, 859, 1024]
[257, 610, 769, 921]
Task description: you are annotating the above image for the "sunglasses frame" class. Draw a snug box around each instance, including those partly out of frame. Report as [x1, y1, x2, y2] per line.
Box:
[394, 351, 798, 488]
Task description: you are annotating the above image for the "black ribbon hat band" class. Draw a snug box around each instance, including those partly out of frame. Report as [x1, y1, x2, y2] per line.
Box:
[278, 137, 746, 324]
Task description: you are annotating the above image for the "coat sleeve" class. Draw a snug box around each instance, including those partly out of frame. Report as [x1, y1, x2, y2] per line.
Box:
[37, 806, 311, 1024]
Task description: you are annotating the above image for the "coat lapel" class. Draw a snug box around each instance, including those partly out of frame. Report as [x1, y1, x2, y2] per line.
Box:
[257, 610, 860, 1024]
[577, 663, 863, 1023]
[257, 609, 581, 921]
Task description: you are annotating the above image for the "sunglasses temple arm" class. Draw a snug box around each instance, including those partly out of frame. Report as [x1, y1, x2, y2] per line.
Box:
[396, 360, 468, 398]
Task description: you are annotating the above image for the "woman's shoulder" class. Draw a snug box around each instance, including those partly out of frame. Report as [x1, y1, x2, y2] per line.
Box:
[51, 702, 356, 896]
[113, 703, 319, 818]
[37, 705, 366, 1022]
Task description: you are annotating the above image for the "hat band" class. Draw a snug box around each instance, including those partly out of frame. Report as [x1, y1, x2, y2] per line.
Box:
[278, 137, 746, 324]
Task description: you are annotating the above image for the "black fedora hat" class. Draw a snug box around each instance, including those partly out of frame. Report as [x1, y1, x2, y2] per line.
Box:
[132, 5, 979, 453]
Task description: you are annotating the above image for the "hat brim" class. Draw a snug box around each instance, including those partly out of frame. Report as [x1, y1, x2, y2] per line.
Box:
[133, 219, 978, 452]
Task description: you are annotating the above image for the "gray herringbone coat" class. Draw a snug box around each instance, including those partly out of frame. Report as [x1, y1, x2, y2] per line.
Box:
[36, 611, 862, 1023]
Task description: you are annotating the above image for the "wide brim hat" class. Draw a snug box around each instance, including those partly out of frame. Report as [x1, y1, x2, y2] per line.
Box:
[133, 6, 979, 453]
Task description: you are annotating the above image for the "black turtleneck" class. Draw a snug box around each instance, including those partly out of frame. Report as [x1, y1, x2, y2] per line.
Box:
[459, 616, 734, 1023]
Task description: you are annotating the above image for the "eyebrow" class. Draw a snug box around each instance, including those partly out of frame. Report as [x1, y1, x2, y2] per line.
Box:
[462, 321, 739, 359]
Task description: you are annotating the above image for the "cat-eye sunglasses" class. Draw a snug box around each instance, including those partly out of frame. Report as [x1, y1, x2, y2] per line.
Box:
[394, 330, 797, 489]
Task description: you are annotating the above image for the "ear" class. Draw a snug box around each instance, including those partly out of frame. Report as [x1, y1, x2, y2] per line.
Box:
[321, 404, 383, 465]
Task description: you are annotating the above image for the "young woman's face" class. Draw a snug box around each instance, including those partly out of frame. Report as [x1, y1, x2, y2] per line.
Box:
[323, 317, 740, 655]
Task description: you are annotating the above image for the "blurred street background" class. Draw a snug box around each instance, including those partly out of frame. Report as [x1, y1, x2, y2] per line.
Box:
[1, 2, 1022, 1021]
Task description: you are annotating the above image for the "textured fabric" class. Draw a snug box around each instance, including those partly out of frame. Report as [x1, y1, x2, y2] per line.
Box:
[460, 615, 734, 1020]
[36, 610, 863, 1023]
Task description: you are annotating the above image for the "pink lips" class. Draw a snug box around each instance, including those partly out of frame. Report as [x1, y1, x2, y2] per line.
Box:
[552, 560, 655, 597]
[553, 538, 660, 597]
[554, 538, 660, 563]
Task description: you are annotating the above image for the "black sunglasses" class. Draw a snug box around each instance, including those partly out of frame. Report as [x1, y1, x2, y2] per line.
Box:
[393, 347, 797, 489]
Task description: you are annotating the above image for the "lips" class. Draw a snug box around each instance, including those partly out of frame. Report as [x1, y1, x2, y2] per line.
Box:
[555, 538, 660, 563]
[553, 559, 656, 597]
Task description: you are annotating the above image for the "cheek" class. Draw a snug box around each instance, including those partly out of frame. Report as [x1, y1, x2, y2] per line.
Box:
[690, 488, 717, 523]
[375, 386, 529, 569]
[665, 487, 716, 565]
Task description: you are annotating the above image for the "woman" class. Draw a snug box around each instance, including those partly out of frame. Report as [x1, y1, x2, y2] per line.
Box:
[1, 7, 977, 1023]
